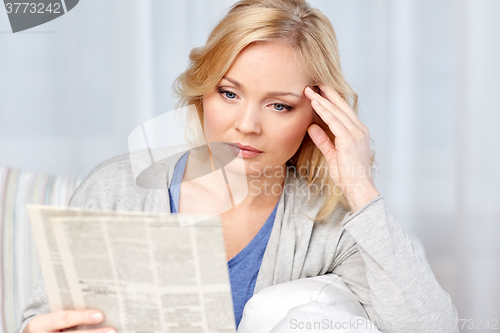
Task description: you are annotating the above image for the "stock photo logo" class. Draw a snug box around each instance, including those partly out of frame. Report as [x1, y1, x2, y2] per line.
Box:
[128, 105, 249, 226]
[3, 0, 79, 33]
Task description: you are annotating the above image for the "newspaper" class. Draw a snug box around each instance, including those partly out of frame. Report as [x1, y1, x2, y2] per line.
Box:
[28, 205, 178, 312]
[28, 205, 236, 333]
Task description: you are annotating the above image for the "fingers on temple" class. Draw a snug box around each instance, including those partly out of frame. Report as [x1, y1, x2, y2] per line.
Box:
[310, 99, 349, 137]
[317, 84, 367, 130]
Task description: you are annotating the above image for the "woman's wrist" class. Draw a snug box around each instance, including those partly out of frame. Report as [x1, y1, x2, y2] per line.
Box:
[347, 186, 381, 214]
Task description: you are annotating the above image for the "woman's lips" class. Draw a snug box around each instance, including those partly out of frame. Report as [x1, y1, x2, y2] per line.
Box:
[231, 142, 263, 152]
[227, 143, 263, 158]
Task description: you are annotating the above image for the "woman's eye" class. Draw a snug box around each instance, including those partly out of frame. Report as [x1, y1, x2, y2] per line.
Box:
[221, 90, 236, 99]
[218, 89, 291, 112]
[273, 103, 292, 112]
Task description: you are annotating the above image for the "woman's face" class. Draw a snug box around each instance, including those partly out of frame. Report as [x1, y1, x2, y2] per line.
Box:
[202, 41, 314, 178]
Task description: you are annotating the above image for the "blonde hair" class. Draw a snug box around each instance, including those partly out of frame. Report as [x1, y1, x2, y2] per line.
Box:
[173, 0, 377, 221]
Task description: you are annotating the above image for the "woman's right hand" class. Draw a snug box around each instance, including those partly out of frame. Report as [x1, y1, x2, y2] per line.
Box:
[23, 309, 116, 333]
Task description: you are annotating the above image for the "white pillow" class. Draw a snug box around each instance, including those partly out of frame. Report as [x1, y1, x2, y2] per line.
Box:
[237, 273, 381, 332]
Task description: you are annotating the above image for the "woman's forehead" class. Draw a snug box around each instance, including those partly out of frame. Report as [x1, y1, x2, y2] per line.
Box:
[221, 42, 309, 92]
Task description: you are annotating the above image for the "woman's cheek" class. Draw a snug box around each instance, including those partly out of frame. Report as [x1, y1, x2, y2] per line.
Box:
[203, 100, 228, 141]
[206, 108, 221, 135]
[285, 119, 310, 153]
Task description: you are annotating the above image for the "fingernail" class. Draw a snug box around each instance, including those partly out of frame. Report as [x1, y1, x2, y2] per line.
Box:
[305, 86, 314, 94]
[105, 330, 116, 333]
[312, 99, 320, 105]
[91, 312, 103, 322]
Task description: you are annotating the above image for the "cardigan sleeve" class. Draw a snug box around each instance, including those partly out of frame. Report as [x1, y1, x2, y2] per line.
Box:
[332, 196, 459, 333]
[13, 273, 50, 333]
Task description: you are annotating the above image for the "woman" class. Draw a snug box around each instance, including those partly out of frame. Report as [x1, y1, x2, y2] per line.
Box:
[17, 0, 459, 332]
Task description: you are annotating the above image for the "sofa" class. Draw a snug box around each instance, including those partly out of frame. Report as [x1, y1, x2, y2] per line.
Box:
[0, 165, 83, 333]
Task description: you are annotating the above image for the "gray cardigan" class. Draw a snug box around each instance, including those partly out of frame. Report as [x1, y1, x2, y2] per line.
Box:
[16, 152, 459, 333]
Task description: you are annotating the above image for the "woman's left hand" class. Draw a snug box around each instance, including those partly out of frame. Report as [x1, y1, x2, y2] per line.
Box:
[304, 84, 380, 213]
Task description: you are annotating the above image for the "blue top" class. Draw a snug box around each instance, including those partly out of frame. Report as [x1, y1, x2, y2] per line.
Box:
[168, 151, 279, 328]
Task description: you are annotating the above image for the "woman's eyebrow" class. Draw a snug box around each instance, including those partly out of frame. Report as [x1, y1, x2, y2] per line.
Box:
[222, 76, 301, 98]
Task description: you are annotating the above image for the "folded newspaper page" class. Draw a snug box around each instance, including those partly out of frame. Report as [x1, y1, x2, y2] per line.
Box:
[29, 205, 236, 333]
[29, 205, 156, 312]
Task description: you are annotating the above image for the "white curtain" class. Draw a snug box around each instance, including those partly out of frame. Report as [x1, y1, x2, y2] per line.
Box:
[1, 0, 498, 329]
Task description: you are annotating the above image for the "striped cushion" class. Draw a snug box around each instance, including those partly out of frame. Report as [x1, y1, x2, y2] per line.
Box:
[0, 166, 83, 333]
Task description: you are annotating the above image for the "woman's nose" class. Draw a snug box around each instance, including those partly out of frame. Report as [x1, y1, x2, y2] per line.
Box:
[233, 102, 262, 135]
